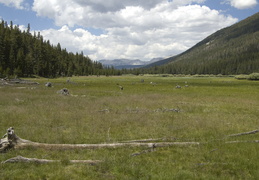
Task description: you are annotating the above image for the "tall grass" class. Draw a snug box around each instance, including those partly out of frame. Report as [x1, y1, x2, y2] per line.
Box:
[0, 76, 258, 179]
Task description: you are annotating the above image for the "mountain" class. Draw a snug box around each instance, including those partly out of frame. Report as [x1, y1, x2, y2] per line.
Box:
[143, 12, 259, 75]
[99, 58, 163, 69]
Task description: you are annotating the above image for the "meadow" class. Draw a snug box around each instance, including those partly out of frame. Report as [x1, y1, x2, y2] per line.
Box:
[0, 75, 258, 179]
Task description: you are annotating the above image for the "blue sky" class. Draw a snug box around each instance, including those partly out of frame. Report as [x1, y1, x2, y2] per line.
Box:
[0, 0, 258, 61]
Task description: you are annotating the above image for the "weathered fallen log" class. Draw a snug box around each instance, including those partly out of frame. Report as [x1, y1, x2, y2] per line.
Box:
[0, 78, 39, 85]
[15, 141, 201, 151]
[1, 127, 258, 153]
[225, 140, 259, 144]
[1, 156, 102, 165]
[227, 129, 259, 137]
[0, 127, 199, 153]
[0, 127, 33, 152]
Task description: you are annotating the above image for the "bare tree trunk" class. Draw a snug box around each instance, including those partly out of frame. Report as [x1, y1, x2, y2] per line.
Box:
[2, 156, 102, 165]
[15, 141, 201, 150]
[0, 127, 199, 152]
[1, 127, 258, 154]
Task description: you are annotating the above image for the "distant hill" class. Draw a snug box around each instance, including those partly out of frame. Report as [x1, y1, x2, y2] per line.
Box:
[99, 58, 163, 69]
[143, 12, 259, 75]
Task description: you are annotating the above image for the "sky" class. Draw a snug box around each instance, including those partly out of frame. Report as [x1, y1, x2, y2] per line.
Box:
[0, 0, 258, 61]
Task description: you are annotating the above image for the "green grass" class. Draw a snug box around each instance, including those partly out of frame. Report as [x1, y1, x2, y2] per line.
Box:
[0, 75, 259, 179]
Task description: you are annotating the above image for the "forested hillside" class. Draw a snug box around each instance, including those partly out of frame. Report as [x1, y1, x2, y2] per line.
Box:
[140, 12, 259, 75]
[0, 20, 120, 78]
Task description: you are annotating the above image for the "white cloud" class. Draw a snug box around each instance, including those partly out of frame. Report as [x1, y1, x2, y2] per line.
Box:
[0, 0, 28, 9]
[227, 0, 258, 9]
[34, 0, 238, 61]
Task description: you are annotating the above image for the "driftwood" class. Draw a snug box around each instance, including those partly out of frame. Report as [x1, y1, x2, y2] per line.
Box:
[227, 129, 259, 137]
[1, 156, 102, 165]
[1, 127, 259, 163]
[225, 140, 259, 144]
[1, 127, 259, 154]
[0, 127, 32, 152]
[10, 140, 201, 151]
[0, 127, 199, 153]
[0, 78, 39, 85]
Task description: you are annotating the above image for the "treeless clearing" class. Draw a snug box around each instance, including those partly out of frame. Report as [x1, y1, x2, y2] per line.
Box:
[0, 76, 258, 179]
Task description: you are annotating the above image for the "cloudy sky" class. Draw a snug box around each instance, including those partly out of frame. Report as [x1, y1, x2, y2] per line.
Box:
[0, 0, 258, 61]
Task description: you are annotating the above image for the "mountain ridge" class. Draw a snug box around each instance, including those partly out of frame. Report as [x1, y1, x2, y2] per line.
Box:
[99, 58, 163, 69]
[142, 12, 259, 75]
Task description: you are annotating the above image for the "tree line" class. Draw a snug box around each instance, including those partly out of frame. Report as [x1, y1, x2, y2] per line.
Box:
[0, 20, 121, 78]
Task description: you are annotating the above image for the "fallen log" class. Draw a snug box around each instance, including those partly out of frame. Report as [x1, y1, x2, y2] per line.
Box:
[1, 127, 258, 153]
[1, 156, 102, 165]
[225, 140, 259, 144]
[15, 141, 201, 151]
[227, 129, 259, 137]
[0, 127, 200, 153]
[1, 78, 39, 85]
[131, 148, 155, 157]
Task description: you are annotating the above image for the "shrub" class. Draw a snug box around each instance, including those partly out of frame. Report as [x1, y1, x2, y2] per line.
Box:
[235, 74, 249, 80]
[247, 73, 259, 80]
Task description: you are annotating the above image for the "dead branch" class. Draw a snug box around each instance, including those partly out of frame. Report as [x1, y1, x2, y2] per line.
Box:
[1, 156, 102, 165]
[227, 129, 259, 137]
[131, 148, 156, 157]
[225, 140, 259, 144]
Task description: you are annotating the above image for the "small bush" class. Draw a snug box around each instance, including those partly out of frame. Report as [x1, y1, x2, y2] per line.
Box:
[161, 74, 169, 77]
[247, 73, 259, 80]
[235, 74, 249, 80]
[193, 74, 211, 77]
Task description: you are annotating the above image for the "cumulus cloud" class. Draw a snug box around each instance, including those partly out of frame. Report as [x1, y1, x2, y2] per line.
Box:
[32, 0, 208, 28]
[227, 0, 258, 9]
[33, 0, 238, 61]
[0, 0, 28, 9]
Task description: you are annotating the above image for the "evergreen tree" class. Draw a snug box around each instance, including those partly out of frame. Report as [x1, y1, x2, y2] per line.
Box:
[0, 20, 115, 77]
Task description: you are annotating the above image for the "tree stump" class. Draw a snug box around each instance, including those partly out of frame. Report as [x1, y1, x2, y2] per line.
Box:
[57, 88, 70, 95]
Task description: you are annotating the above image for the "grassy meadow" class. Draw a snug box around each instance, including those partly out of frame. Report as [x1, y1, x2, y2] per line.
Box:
[0, 75, 258, 179]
